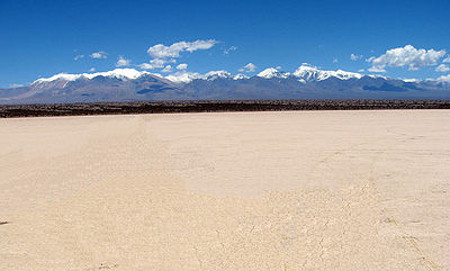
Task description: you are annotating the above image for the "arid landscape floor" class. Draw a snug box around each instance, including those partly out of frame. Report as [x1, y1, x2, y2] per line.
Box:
[0, 110, 449, 270]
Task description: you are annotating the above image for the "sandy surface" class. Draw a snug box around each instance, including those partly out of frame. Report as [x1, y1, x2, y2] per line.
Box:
[0, 110, 449, 270]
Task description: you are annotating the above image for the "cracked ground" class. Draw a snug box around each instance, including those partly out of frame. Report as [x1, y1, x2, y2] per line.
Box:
[1, 110, 449, 270]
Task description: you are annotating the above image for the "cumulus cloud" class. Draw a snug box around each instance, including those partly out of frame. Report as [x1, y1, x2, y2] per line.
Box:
[238, 62, 257, 73]
[176, 63, 188, 70]
[90, 51, 108, 59]
[367, 45, 446, 71]
[350, 54, 363, 61]
[358, 69, 365, 72]
[138, 59, 169, 70]
[89, 67, 96, 72]
[116, 56, 131, 67]
[224, 46, 238, 55]
[74, 54, 84, 61]
[142, 40, 216, 72]
[436, 74, 450, 82]
[443, 56, 450, 63]
[162, 65, 173, 73]
[435, 64, 450, 72]
[147, 39, 217, 59]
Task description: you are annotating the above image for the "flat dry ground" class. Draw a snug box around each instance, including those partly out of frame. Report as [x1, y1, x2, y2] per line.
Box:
[0, 110, 449, 270]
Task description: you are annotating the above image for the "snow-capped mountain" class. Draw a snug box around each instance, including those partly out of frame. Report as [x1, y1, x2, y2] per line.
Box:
[1, 66, 449, 104]
[257, 68, 290, 79]
[292, 63, 362, 82]
[233, 74, 249, 80]
[203, 70, 232, 81]
[33, 68, 152, 84]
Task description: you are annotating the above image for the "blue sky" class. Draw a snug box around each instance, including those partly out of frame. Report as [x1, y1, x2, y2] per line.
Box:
[1, 0, 449, 88]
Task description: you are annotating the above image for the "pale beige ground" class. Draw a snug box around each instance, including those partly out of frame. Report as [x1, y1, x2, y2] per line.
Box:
[0, 110, 449, 271]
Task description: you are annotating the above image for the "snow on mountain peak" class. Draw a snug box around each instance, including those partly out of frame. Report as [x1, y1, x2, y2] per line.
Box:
[166, 70, 232, 83]
[165, 72, 202, 83]
[92, 68, 151, 80]
[293, 63, 362, 81]
[256, 68, 290, 79]
[233, 73, 249, 80]
[29, 65, 400, 89]
[203, 70, 232, 80]
[32, 69, 153, 85]
[33, 73, 83, 84]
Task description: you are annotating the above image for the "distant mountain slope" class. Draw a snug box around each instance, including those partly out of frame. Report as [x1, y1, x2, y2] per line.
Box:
[1, 66, 449, 104]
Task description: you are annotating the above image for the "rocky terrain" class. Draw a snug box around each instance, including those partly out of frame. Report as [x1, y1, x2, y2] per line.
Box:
[1, 99, 450, 118]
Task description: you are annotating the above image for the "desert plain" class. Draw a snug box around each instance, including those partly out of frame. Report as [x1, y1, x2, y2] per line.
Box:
[0, 110, 449, 270]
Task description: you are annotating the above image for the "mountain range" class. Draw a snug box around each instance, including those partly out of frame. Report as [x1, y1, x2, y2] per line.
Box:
[1, 64, 449, 104]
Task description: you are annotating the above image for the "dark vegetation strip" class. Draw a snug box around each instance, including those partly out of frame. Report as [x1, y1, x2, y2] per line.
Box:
[1, 100, 450, 118]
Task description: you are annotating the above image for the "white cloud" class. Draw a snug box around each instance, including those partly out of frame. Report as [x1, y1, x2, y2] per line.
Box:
[367, 45, 446, 71]
[138, 63, 153, 70]
[436, 74, 450, 82]
[368, 66, 386, 73]
[358, 69, 365, 72]
[90, 51, 108, 59]
[435, 64, 450, 72]
[204, 70, 232, 80]
[402, 78, 420, 83]
[116, 56, 131, 67]
[176, 63, 188, 70]
[152, 58, 169, 67]
[238, 62, 257, 73]
[165, 71, 202, 83]
[443, 56, 450, 63]
[147, 39, 217, 59]
[9, 83, 24, 88]
[89, 67, 96, 72]
[74, 54, 84, 61]
[161, 65, 173, 73]
[350, 54, 363, 61]
[224, 46, 238, 55]
[333, 58, 338, 63]
[138, 59, 168, 70]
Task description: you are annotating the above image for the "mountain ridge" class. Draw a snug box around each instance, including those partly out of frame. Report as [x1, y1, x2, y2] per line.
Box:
[1, 65, 449, 104]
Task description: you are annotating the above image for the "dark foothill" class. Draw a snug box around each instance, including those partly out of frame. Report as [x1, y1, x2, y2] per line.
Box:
[1, 99, 449, 118]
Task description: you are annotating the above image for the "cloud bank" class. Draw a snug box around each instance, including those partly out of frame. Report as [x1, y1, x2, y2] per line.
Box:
[367, 45, 446, 72]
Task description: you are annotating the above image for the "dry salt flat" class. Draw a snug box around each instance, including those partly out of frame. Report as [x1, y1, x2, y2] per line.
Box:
[0, 110, 449, 270]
